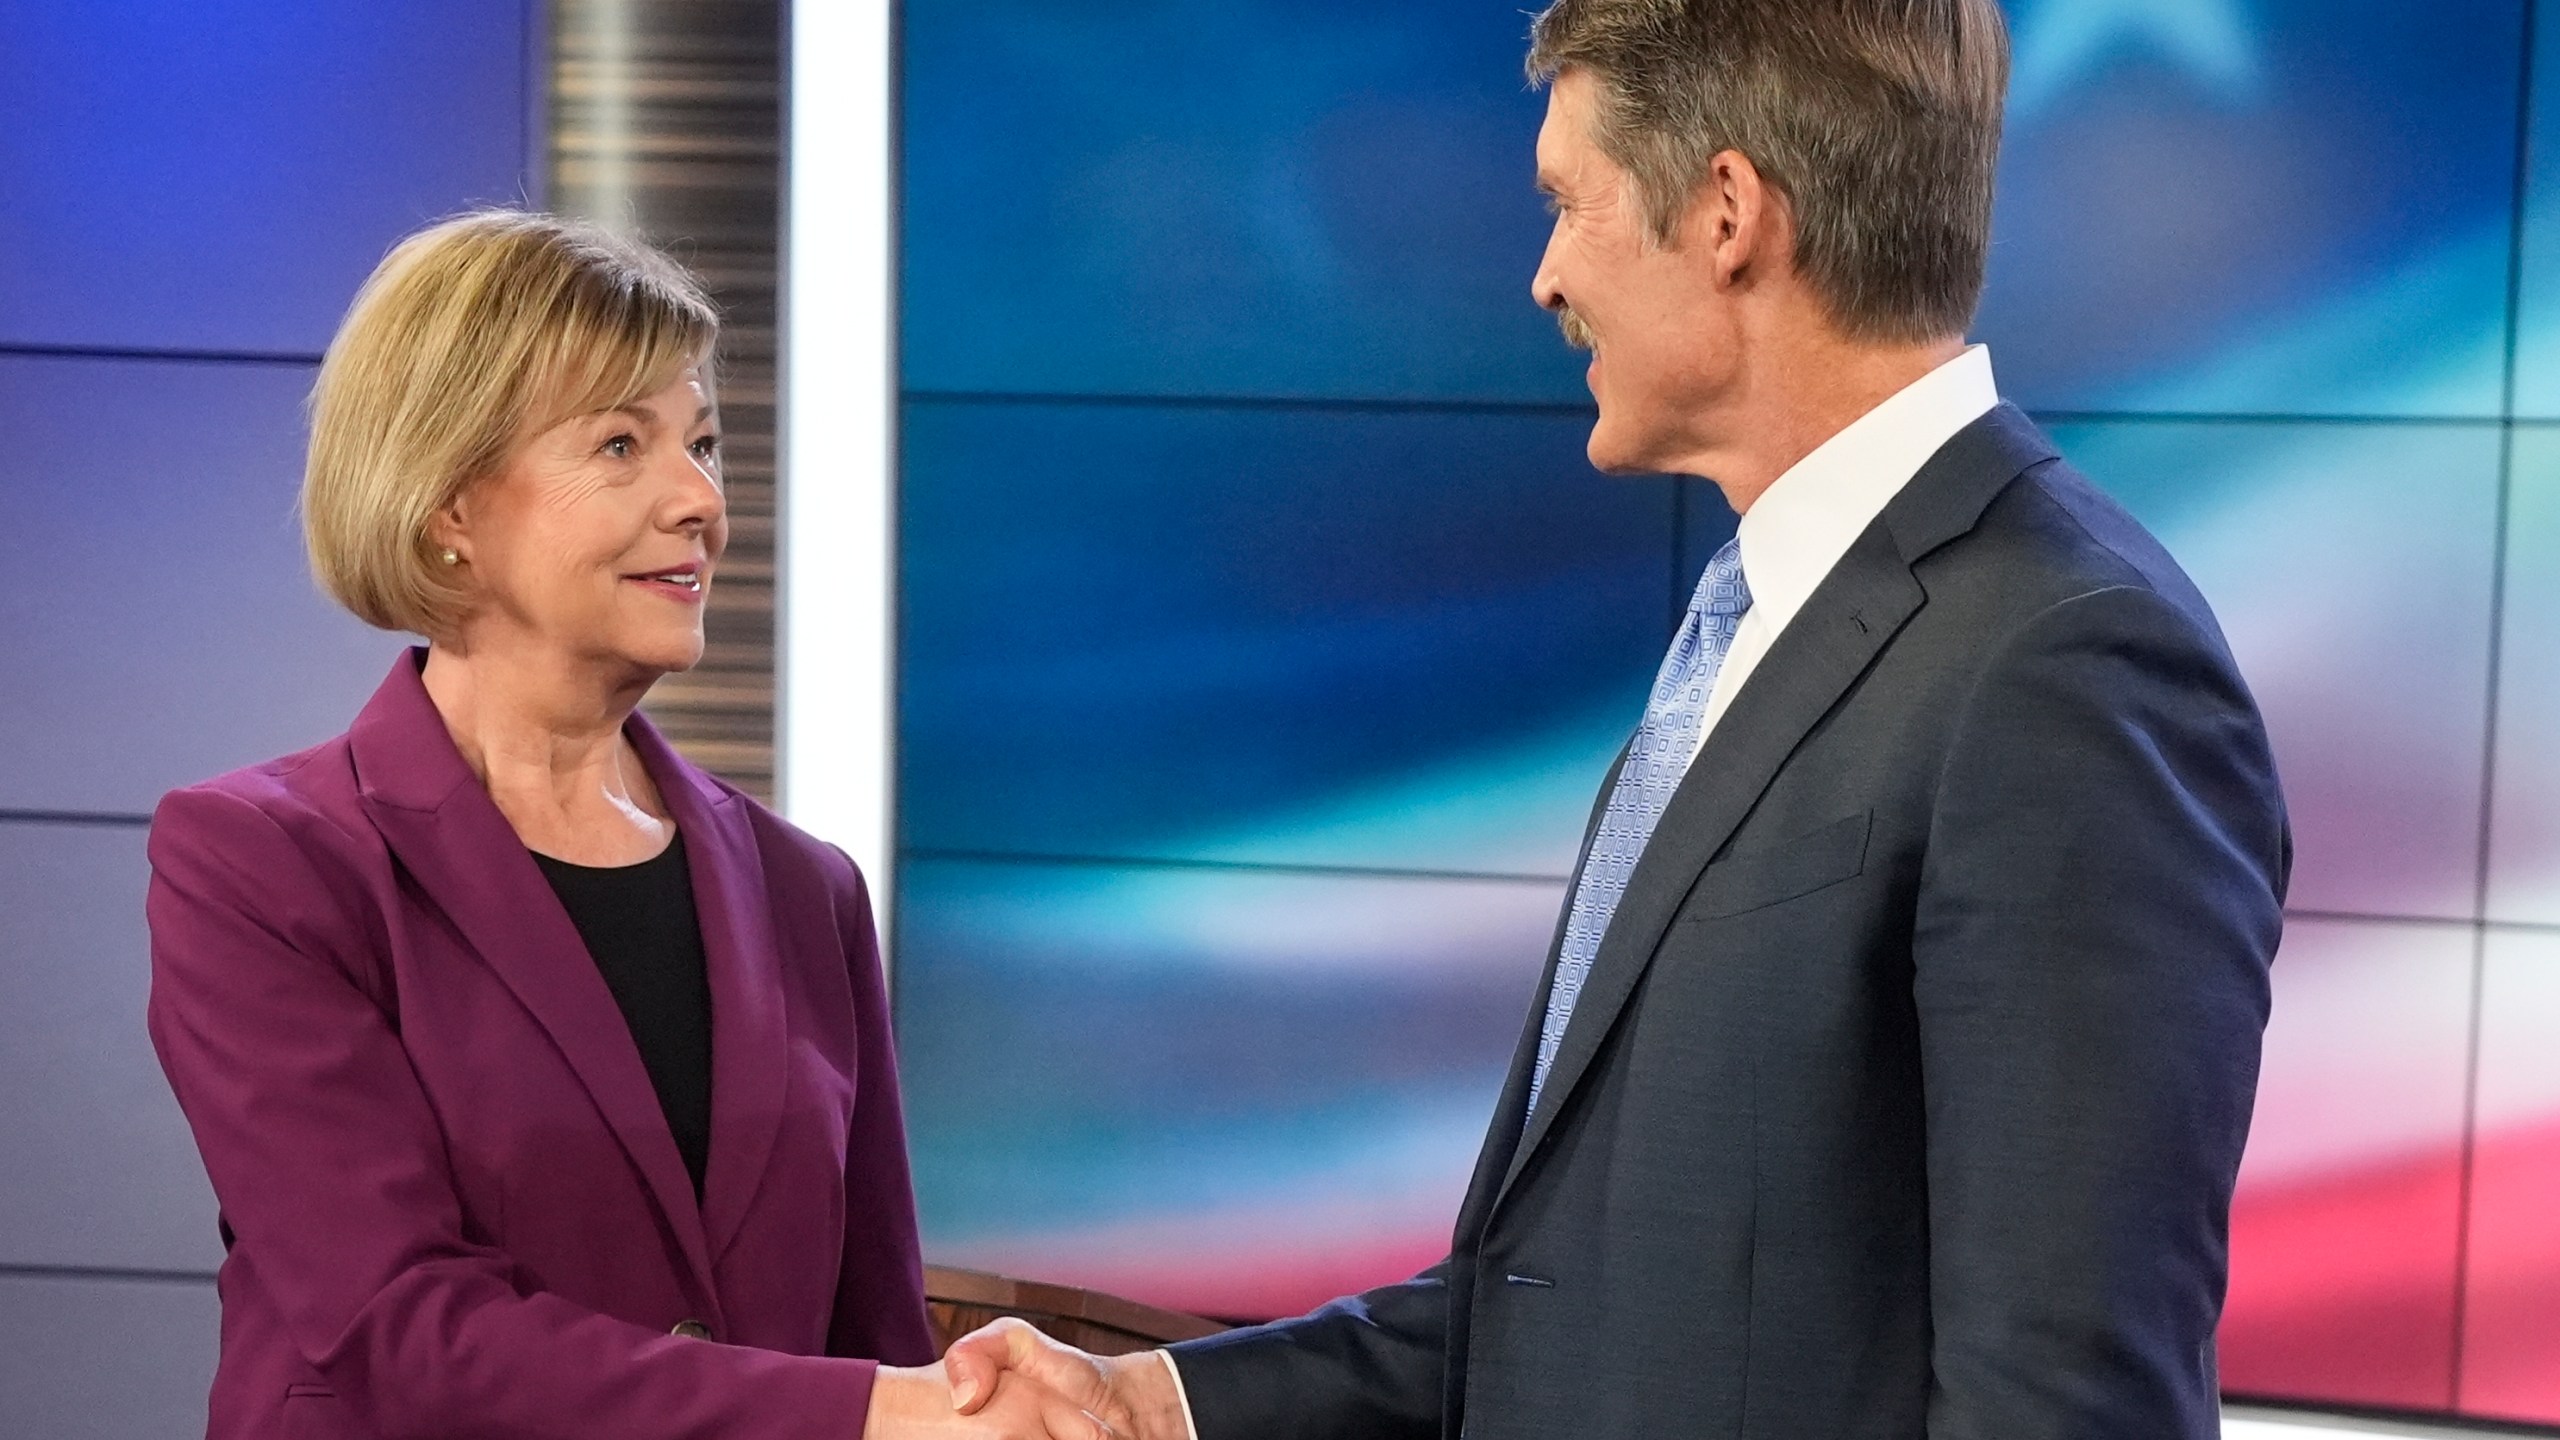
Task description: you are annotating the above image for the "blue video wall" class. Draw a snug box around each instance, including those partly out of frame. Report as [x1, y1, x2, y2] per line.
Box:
[896, 0, 2560, 1425]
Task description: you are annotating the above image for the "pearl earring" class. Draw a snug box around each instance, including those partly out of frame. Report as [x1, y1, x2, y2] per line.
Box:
[440, 548, 460, 566]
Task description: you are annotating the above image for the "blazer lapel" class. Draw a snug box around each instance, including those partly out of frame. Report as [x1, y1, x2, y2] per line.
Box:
[348, 650, 718, 1296]
[1494, 405, 2058, 1206]
[626, 713, 791, 1272]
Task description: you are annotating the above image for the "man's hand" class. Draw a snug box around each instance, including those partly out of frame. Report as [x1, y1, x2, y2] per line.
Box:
[865, 1359, 1117, 1440]
[943, 1318, 1190, 1440]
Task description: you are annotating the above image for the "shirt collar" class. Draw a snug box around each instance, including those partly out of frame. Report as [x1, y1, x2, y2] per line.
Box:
[1731, 343, 1999, 633]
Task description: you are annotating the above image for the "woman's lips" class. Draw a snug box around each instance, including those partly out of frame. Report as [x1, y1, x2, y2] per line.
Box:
[624, 566, 707, 603]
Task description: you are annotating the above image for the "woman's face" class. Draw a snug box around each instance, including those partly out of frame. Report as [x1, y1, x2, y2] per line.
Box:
[439, 366, 726, 676]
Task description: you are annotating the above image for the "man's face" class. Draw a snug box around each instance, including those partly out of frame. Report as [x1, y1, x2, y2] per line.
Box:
[1531, 70, 1738, 475]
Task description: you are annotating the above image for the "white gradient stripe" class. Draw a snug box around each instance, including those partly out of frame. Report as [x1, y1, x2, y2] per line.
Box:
[780, 0, 898, 960]
[2221, 1408, 2503, 1439]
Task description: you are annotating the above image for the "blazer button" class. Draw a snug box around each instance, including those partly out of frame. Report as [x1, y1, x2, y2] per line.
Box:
[671, 1319, 713, 1340]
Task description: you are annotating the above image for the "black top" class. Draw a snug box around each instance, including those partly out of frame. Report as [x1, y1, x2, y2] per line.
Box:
[532, 832, 714, 1199]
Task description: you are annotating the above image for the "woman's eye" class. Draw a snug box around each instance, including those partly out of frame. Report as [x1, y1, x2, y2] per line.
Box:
[600, 433, 638, 459]
[690, 435, 721, 461]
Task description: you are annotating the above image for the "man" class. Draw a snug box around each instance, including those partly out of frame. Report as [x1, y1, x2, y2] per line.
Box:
[953, 1, 2287, 1435]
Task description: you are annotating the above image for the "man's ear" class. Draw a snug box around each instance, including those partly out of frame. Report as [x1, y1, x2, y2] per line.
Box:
[1686, 148, 1783, 290]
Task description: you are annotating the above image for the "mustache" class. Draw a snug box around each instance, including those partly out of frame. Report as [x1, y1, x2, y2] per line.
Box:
[1556, 304, 1595, 352]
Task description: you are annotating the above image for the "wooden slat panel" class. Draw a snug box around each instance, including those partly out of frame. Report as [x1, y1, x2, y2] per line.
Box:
[549, 0, 781, 801]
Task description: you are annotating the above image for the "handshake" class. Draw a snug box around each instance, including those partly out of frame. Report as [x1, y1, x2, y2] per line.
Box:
[865, 1318, 1191, 1440]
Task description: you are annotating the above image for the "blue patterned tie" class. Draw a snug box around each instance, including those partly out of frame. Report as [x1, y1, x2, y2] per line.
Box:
[1528, 538, 1753, 1118]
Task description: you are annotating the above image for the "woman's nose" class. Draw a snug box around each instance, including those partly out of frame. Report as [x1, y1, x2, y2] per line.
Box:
[663, 450, 725, 528]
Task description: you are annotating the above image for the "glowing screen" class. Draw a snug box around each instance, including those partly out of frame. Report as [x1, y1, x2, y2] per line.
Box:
[877, 0, 2560, 1423]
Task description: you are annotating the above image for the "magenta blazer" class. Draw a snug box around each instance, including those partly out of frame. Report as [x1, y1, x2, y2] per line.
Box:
[145, 649, 936, 1439]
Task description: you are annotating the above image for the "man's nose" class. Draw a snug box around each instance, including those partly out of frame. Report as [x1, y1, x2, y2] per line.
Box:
[1531, 261, 1564, 313]
[1530, 233, 1568, 312]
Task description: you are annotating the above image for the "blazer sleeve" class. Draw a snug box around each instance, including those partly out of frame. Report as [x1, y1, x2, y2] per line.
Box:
[1162, 1260, 1449, 1440]
[1913, 584, 2287, 1440]
[146, 784, 884, 1440]
[819, 848, 939, 1367]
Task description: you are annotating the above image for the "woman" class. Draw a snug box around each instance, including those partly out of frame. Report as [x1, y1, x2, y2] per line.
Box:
[144, 212, 1099, 1440]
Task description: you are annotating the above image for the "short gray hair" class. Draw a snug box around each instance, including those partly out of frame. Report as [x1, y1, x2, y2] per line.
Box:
[1527, 0, 2009, 343]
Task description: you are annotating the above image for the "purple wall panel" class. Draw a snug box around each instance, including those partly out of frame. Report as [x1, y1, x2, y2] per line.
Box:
[0, 1274, 216, 1440]
[0, 0, 534, 356]
[0, 820, 220, 1274]
[0, 355, 398, 816]
[0, 0, 531, 1431]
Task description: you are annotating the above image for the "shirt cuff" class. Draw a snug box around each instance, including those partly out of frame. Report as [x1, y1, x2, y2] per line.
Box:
[1153, 1349, 1202, 1440]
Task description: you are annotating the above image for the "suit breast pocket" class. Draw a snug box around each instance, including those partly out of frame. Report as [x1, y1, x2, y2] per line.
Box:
[1683, 811, 1873, 921]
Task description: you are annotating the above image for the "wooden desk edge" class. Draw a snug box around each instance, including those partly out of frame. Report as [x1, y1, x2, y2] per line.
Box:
[923, 1264, 1230, 1345]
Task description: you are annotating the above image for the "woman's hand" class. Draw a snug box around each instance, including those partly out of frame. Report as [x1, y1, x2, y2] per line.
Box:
[865, 1361, 1117, 1440]
[941, 1320, 1190, 1440]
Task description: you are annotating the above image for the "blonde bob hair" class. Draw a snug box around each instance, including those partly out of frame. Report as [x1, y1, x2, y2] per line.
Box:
[303, 209, 719, 638]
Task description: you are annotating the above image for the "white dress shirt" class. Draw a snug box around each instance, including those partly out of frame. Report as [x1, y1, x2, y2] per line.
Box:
[1687, 343, 1999, 766]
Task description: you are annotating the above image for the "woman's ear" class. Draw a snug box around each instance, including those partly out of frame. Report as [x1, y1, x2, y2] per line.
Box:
[425, 496, 470, 566]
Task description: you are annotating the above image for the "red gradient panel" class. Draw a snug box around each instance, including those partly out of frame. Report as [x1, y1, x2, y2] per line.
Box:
[2218, 921, 2472, 1411]
[2458, 936, 2560, 1425]
[2461, 1122, 2560, 1422]
[2223, 1149, 2463, 1407]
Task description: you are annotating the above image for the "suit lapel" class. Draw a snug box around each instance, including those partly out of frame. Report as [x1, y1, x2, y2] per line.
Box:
[1455, 744, 1627, 1250]
[626, 714, 791, 1272]
[1497, 541, 1923, 1198]
[349, 651, 719, 1296]
[1491, 404, 2058, 1208]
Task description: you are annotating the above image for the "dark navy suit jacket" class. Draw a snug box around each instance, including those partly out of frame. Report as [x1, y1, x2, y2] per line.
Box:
[1170, 405, 2290, 1440]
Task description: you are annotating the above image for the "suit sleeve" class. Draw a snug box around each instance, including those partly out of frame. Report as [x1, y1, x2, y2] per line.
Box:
[1914, 584, 2286, 1439]
[146, 785, 883, 1440]
[820, 850, 939, 1367]
[1162, 1261, 1449, 1440]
